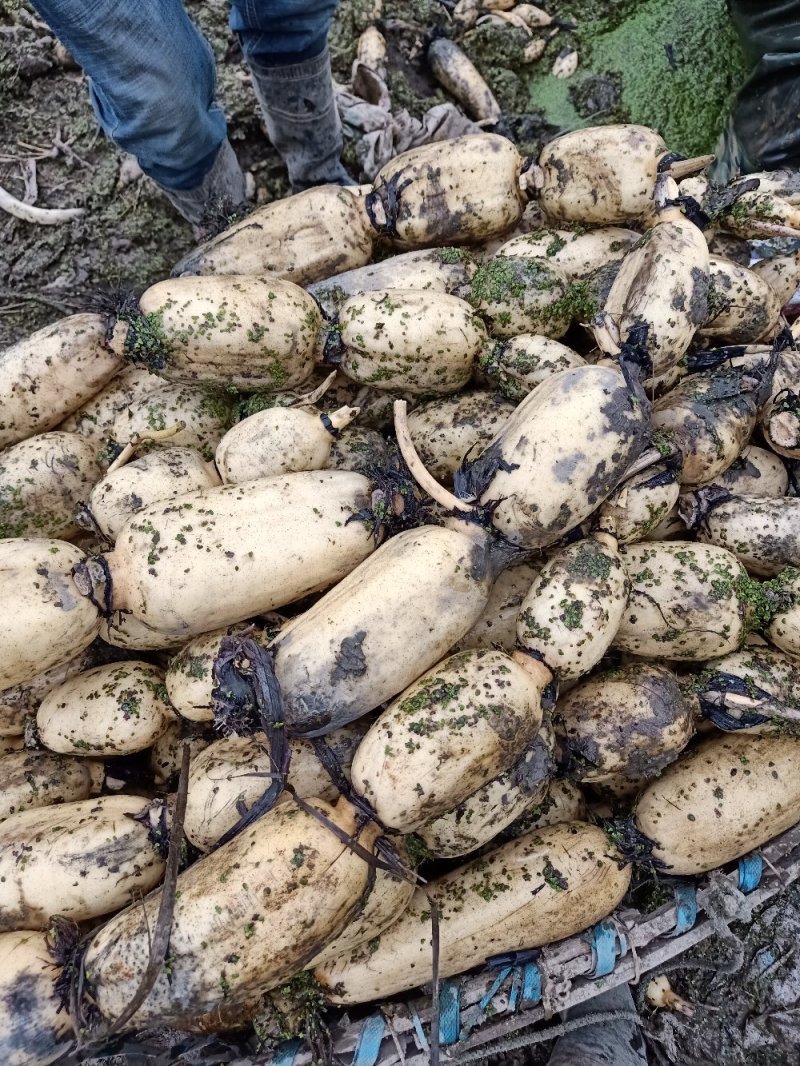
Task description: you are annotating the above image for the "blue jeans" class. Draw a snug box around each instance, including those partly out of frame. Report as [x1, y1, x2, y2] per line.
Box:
[30, 0, 340, 190]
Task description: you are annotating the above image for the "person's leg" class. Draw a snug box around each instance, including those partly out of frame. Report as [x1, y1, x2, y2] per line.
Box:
[547, 984, 648, 1066]
[713, 1, 800, 181]
[29, 0, 245, 224]
[230, 0, 353, 191]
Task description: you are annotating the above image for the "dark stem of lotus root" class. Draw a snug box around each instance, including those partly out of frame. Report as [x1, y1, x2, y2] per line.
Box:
[211, 637, 290, 847]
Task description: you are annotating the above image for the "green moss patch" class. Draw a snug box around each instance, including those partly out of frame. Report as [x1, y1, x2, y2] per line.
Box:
[522, 0, 749, 156]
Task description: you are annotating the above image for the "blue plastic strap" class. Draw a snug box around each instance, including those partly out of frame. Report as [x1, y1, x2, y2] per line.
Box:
[485, 947, 540, 968]
[351, 1013, 385, 1066]
[272, 1039, 301, 1066]
[669, 882, 698, 937]
[522, 963, 542, 1004]
[479, 965, 512, 1013]
[438, 980, 461, 1045]
[738, 853, 763, 895]
[590, 920, 624, 978]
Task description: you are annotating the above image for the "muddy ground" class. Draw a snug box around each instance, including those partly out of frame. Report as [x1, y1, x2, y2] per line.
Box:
[2, 1, 797, 1064]
[644, 881, 800, 1066]
[0, 0, 745, 348]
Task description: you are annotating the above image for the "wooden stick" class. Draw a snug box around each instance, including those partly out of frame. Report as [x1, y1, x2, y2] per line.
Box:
[745, 221, 800, 239]
[667, 154, 715, 180]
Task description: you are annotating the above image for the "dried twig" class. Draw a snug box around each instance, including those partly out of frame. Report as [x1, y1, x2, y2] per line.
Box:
[20, 159, 38, 204]
[53, 123, 93, 170]
[0, 183, 84, 224]
[746, 221, 800, 238]
[17, 8, 50, 31]
[0, 287, 77, 313]
[15, 138, 58, 160]
[394, 399, 474, 514]
[106, 422, 186, 473]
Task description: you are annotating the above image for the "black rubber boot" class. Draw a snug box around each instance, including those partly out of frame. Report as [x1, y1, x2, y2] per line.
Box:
[712, 0, 800, 181]
[246, 46, 354, 192]
[158, 137, 247, 233]
[547, 984, 648, 1066]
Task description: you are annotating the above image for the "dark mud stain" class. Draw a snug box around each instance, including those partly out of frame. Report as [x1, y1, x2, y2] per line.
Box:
[601, 380, 650, 443]
[454, 439, 518, 502]
[489, 712, 536, 755]
[330, 631, 368, 683]
[715, 270, 734, 291]
[561, 664, 688, 779]
[561, 732, 601, 777]
[61, 831, 138, 873]
[284, 690, 333, 736]
[551, 157, 574, 191]
[469, 536, 494, 583]
[731, 525, 798, 570]
[552, 452, 585, 482]
[589, 260, 623, 307]
[541, 499, 574, 536]
[733, 457, 761, 480]
[688, 265, 710, 326]
[3, 972, 62, 1056]
[512, 734, 555, 794]
[746, 301, 773, 338]
[584, 458, 614, 506]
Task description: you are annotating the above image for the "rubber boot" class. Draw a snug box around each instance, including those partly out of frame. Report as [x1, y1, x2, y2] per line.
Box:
[246, 46, 354, 192]
[158, 137, 247, 234]
[547, 984, 648, 1066]
[711, 0, 800, 183]
[709, 118, 751, 185]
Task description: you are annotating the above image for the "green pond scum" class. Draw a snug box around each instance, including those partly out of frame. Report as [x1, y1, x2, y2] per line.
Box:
[521, 0, 749, 156]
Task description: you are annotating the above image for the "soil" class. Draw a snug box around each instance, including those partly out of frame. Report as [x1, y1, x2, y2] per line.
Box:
[645, 882, 800, 1066]
[1, 2, 796, 1065]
